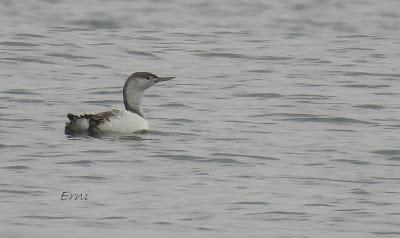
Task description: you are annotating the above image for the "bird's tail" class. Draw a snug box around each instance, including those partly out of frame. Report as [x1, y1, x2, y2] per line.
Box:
[65, 113, 90, 135]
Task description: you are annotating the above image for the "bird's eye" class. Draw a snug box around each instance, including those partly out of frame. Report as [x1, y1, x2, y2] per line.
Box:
[146, 77, 151, 80]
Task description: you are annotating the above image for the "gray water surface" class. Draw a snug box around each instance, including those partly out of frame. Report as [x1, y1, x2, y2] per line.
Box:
[1, 0, 400, 237]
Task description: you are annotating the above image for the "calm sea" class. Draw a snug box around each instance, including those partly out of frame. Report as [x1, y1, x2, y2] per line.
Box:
[1, 0, 399, 237]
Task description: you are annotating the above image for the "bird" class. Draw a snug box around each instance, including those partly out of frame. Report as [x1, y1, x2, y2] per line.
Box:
[65, 72, 175, 136]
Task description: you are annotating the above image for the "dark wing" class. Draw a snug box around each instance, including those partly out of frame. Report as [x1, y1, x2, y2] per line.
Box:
[65, 109, 118, 136]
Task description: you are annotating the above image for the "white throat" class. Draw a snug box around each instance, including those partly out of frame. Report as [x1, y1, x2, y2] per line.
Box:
[123, 80, 145, 117]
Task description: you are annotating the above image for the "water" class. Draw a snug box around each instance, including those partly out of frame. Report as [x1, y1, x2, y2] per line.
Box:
[1, 0, 400, 237]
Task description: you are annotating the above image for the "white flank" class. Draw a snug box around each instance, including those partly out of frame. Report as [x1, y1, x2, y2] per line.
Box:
[97, 109, 149, 133]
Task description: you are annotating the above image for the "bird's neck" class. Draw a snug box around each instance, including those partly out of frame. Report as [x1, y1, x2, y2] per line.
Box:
[123, 80, 145, 117]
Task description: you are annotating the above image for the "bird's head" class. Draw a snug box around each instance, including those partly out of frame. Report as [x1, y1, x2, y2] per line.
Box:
[126, 72, 175, 91]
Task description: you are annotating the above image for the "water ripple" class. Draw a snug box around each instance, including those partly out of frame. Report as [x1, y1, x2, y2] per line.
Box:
[211, 152, 279, 161]
[372, 150, 400, 156]
[0, 189, 44, 195]
[341, 84, 390, 88]
[68, 19, 120, 29]
[83, 100, 121, 105]
[354, 104, 385, 110]
[235, 93, 283, 98]
[126, 50, 158, 58]
[331, 71, 400, 78]
[46, 53, 94, 60]
[288, 94, 332, 100]
[153, 154, 245, 164]
[78, 64, 110, 69]
[331, 159, 370, 165]
[55, 160, 94, 166]
[249, 113, 317, 118]
[98, 216, 127, 220]
[3, 166, 30, 170]
[15, 33, 46, 38]
[2, 89, 40, 95]
[0, 144, 29, 149]
[282, 176, 380, 184]
[0, 41, 40, 47]
[196, 52, 293, 61]
[284, 117, 373, 124]
[234, 201, 269, 205]
[65, 175, 108, 180]
[245, 211, 307, 216]
[1, 57, 55, 64]
[21, 215, 76, 220]
[196, 52, 248, 59]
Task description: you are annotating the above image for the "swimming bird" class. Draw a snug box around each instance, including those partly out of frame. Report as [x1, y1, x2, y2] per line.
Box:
[65, 72, 174, 136]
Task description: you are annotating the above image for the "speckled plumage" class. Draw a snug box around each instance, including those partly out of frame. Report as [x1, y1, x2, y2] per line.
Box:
[65, 72, 174, 136]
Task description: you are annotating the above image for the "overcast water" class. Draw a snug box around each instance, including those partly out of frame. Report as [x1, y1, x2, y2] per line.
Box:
[1, 0, 400, 237]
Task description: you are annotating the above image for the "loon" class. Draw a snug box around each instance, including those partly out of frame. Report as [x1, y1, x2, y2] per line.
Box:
[65, 72, 174, 136]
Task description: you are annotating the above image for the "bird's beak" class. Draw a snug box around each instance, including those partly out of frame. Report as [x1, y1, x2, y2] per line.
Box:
[155, 76, 175, 83]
